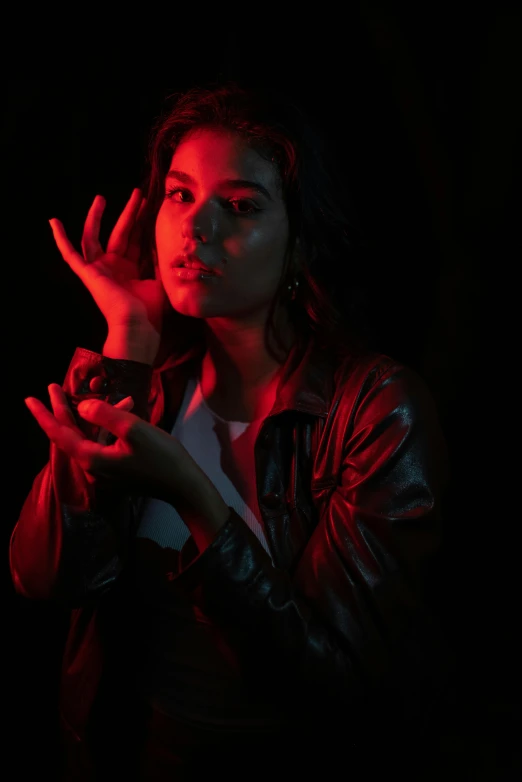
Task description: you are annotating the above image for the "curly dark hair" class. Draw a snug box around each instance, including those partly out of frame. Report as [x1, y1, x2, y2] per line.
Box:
[138, 82, 375, 365]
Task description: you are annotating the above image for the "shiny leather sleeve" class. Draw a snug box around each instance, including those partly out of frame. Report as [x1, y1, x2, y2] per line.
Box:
[10, 348, 153, 605]
[165, 362, 449, 723]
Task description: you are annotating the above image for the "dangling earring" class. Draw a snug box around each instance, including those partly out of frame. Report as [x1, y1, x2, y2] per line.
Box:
[287, 277, 300, 301]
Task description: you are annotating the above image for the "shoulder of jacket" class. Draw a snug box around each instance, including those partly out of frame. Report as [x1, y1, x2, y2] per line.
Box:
[337, 348, 406, 385]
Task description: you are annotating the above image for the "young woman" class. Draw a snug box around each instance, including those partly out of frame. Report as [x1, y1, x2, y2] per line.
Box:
[11, 84, 450, 781]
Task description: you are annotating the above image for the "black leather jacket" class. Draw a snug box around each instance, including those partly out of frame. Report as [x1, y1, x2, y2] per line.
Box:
[10, 335, 450, 771]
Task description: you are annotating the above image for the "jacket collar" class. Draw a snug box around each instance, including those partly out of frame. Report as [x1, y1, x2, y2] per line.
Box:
[153, 332, 334, 426]
[269, 336, 333, 419]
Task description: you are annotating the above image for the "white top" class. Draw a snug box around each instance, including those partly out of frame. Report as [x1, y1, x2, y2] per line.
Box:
[136, 374, 273, 561]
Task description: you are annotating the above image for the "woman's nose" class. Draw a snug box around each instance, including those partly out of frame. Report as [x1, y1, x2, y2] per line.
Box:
[181, 202, 217, 244]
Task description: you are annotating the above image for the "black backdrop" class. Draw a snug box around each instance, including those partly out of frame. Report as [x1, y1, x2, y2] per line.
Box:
[5, 4, 520, 778]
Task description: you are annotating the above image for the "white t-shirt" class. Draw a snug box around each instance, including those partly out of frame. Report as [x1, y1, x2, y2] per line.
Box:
[136, 374, 272, 560]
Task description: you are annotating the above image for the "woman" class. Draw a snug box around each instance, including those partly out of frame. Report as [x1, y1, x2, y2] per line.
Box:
[11, 84, 450, 780]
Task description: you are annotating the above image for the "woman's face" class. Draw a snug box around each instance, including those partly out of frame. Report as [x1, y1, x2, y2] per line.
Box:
[155, 128, 291, 323]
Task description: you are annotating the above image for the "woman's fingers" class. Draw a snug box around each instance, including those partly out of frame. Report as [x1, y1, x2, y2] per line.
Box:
[126, 196, 147, 264]
[24, 396, 87, 457]
[81, 195, 106, 262]
[25, 390, 135, 467]
[41, 384, 135, 447]
[47, 384, 82, 434]
[115, 396, 135, 412]
[97, 396, 134, 444]
[106, 188, 143, 257]
[47, 383, 134, 445]
[49, 219, 88, 279]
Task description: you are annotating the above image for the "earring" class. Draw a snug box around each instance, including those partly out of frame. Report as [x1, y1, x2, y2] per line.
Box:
[287, 277, 299, 301]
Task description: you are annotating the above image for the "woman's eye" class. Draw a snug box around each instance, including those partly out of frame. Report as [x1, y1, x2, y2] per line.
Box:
[228, 198, 258, 215]
[165, 188, 192, 202]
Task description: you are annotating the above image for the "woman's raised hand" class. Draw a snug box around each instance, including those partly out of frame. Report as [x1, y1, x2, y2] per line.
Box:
[50, 189, 168, 342]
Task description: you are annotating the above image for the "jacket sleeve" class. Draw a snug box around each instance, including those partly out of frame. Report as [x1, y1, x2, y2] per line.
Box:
[164, 362, 450, 724]
[10, 348, 153, 605]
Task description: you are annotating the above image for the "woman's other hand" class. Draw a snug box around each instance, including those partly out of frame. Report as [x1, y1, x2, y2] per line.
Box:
[49, 189, 168, 347]
[24, 385, 230, 548]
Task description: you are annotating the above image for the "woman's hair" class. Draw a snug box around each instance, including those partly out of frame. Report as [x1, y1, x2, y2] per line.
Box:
[139, 82, 375, 364]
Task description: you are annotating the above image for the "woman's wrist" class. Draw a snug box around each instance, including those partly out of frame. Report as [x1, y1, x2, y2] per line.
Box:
[174, 481, 231, 554]
[102, 326, 160, 365]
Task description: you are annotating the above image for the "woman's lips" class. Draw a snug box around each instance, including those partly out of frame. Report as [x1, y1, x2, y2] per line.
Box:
[172, 267, 218, 281]
[173, 255, 221, 275]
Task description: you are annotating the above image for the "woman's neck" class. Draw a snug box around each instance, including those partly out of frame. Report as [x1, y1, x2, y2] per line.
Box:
[199, 315, 295, 422]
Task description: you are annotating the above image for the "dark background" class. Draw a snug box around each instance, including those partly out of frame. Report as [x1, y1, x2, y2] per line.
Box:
[5, 3, 520, 778]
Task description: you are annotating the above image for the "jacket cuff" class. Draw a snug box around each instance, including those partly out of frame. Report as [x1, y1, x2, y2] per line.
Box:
[168, 507, 274, 600]
[63, 347, 154, 422]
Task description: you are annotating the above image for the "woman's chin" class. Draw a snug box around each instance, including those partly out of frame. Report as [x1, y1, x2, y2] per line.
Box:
[166, 295, 210, 321]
